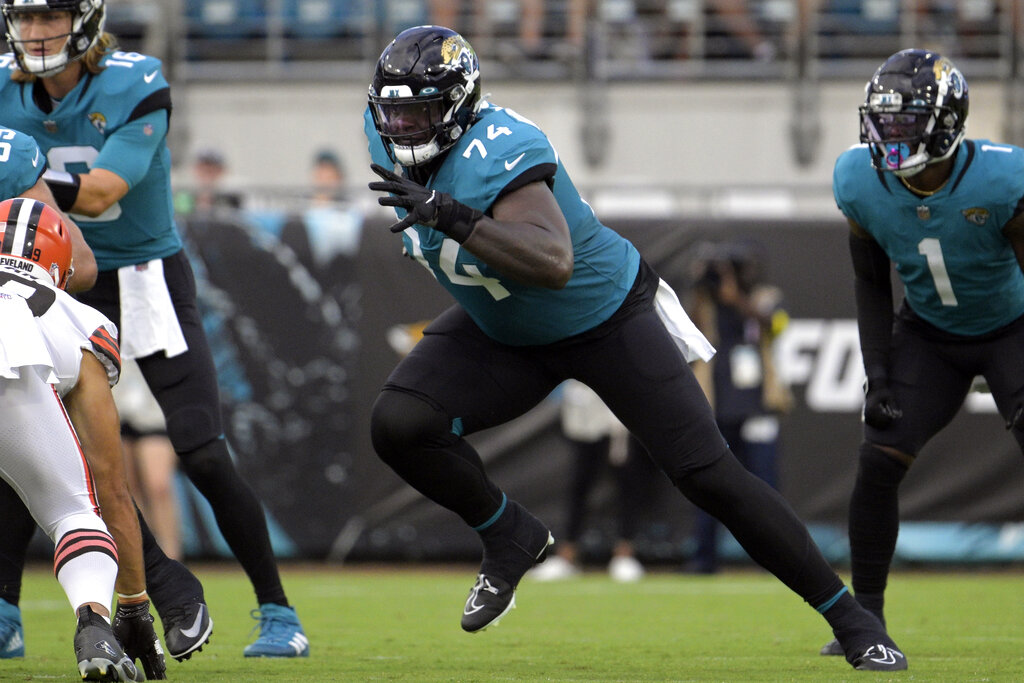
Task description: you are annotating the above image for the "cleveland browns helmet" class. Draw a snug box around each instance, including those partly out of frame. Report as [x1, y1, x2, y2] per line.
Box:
[368, 25, 482, 167]
[860, 48, 969, 177]
[0, 197, 73, 289]
[1, 0, 106, 77]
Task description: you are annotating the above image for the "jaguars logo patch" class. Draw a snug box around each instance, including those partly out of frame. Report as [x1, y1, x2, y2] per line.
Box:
[962, 207, 989, 226]
[88, 112, 107, 134]
[441, 35, 476, 72]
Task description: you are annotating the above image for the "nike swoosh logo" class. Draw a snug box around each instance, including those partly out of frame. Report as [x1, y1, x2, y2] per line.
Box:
[144, 70, 158, 83]
[179, 605, 206, 638]
[867, 644, 903, 665]
[31, 147, 39, 167]
[504, 153, 526, 171]
[463, 594, 485, 616]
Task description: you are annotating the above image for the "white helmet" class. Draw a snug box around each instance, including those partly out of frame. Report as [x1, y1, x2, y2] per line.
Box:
[1, 0, 105, 77]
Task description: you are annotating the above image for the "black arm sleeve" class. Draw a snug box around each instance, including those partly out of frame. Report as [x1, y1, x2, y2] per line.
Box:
[849, 230, 894, 383]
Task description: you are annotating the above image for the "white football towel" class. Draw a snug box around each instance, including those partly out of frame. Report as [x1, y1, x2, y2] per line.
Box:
[118, 259, 188, 360]
[653, 277, 716, 363]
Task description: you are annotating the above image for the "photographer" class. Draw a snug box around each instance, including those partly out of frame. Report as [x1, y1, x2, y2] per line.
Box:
[687, 241, 793, 573]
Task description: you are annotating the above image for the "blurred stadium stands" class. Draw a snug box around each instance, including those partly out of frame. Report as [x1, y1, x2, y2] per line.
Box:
[113, 0, 1019, 81]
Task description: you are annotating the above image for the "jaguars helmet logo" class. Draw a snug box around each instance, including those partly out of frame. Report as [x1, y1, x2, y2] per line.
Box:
[962, 207, 989, 226]
[932, 58, 965, 100]
[441, 36, 475, 72]
[88, 112, 107, 134]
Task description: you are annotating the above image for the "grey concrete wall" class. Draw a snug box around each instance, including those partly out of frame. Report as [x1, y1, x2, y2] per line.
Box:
[172, 79, 1008, 216]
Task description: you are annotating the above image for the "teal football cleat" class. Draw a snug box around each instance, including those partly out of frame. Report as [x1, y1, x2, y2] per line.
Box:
[0, 598, 23, 659]
[243, 604, 309, 658]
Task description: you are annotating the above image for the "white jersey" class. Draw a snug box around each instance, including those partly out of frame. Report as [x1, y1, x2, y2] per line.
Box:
[0, 263, 120, 394]
[0, 263, 120, 543]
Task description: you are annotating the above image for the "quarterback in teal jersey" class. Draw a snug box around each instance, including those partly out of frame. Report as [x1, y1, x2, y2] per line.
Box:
[821, 48, 1024, 658]
[367, 25, 905, 671]
[0, 0, 307, 662]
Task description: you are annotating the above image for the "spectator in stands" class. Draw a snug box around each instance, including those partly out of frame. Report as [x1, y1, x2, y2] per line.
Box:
[429, 0, 588, 59]
[667, 0, 778, 60]
[187, 147, 243, 213]
[280, 147, 364, 290]
[686, 240, 792, 573]
[309, 147, 348, 204]
[530, 380, 653, 583]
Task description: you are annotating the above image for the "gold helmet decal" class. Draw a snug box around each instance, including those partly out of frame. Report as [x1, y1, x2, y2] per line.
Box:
[441, 35, 475, 71]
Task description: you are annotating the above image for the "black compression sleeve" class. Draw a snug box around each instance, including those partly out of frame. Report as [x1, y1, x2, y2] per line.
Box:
[849, 231, 894, 382]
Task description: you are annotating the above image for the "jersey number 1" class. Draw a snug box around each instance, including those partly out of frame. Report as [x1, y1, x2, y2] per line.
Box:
[918, 237, 958, 306]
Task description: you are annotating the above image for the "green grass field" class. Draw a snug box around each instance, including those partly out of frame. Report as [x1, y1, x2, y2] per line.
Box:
[5, 562, 1023, 682]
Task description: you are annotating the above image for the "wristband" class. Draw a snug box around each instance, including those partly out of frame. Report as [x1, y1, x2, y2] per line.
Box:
[42, 169, 81, 212]
[117, 590, 148, 600]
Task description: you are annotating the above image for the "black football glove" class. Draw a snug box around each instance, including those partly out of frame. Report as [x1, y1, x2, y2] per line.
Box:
[864, 379, 902, 430]
[368, 163, 482, 242]
[113, 600, 167, 680]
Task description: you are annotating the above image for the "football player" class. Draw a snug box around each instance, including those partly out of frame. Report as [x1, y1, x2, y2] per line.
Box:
[366, 25, 906, 671]
[0, 0, 305, 659]
[0, 196, 161, 681]
[0, 123, 95, 291]
[821, 48, 1024, 657]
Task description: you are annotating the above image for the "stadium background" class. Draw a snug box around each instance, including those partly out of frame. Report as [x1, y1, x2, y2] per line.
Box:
[32, 0, 1024, 567]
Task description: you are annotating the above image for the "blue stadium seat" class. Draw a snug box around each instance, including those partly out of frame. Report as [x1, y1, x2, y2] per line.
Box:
[281, 0, 370, 39]
[185, 0, 268, 39]
[376, 0, 428, 38]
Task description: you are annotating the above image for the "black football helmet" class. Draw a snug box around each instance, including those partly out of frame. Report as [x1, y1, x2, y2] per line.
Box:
[860, 48, 968, 177]
[368, 25, 482, 167]
[1, 0, 105, 77]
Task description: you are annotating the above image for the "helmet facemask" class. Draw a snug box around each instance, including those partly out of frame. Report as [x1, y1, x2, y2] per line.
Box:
[2, 0, 105, 77]
[369, 80, 477, 167]
[859, 50, 968, 178]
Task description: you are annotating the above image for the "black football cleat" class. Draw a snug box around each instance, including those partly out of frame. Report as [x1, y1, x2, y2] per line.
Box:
[850, 642, 908, 671]
[461, 500, 553, 633]
[161, 601, 213, 661]
[75, 606, 143, 682]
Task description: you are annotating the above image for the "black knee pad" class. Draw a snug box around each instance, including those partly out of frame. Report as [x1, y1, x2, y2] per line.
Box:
[856, 442, 910, 489]
[165, 404, 220, 454]
[371, 389, 453, 466]
[178, 438, 235, 486]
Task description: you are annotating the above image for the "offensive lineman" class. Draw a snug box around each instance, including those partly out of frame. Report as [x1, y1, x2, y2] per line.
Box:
[365, 24, 906, 672]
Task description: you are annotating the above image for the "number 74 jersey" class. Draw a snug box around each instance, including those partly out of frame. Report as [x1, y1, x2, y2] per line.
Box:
[365, 101, 641, 346]
[833, 139, 1024, 335]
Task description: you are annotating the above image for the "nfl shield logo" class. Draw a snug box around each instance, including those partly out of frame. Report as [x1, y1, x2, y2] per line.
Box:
[917, 205, 930, 220]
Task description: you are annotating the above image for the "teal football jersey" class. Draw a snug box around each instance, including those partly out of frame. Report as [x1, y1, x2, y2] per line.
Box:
[365, 102, 641, 346]
[0, 51, 181, 270]
[834, 140, 1024, 335]
[0, 126, 44, 198]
